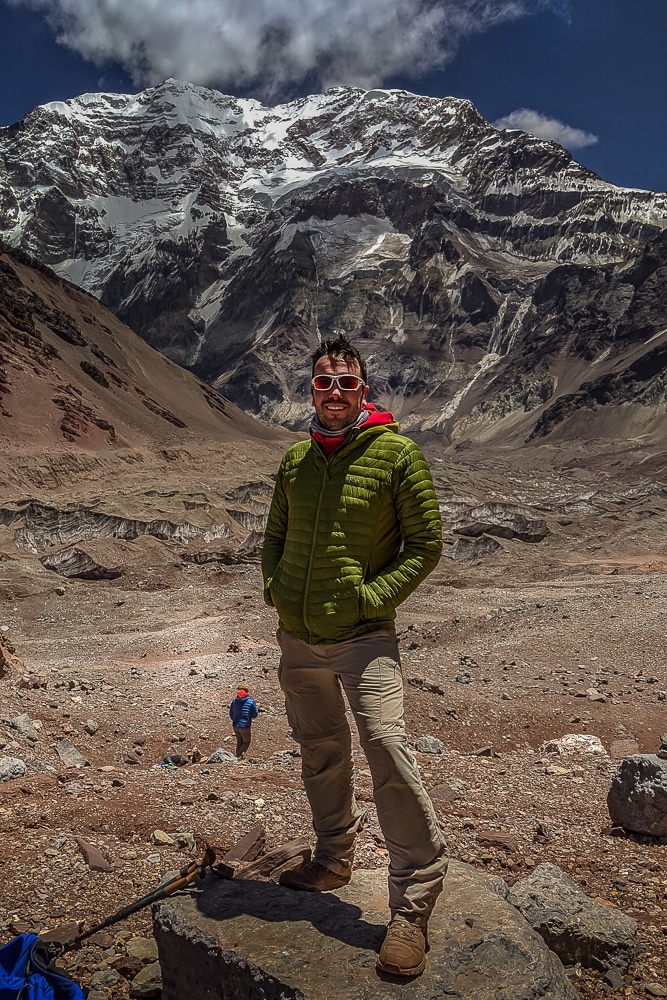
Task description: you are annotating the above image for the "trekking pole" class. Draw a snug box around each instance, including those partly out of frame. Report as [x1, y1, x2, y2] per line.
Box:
[47, 845, 225, 960]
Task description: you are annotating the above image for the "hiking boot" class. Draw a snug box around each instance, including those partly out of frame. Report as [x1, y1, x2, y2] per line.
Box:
[279, 861, 351, 892]
[377, 915, 427, 976]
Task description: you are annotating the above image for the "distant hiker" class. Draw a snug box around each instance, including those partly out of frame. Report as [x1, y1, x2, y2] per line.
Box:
[262, 334, 447, 977]
[229, 684, 258, 760]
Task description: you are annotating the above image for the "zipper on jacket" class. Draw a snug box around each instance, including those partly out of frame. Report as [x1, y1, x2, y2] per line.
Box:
[302, 426, 389, 641]
[302, 454, 330, 643]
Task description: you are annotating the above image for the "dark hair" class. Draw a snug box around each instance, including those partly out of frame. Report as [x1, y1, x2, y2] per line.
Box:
[311, 334, 367, 383]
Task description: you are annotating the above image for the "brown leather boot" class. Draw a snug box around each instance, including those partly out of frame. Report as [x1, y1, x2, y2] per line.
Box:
[279, 861, 351, 892]
[377, 915, 427, 976]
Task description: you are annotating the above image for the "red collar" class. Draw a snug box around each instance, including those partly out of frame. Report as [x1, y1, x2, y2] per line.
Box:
[311, 404, 394, 456]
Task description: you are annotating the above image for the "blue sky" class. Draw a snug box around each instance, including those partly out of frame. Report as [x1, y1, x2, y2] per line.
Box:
[0, 0, 665, 193]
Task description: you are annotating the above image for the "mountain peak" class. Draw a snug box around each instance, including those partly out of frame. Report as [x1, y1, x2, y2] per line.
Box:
[1, 83, 667, 446]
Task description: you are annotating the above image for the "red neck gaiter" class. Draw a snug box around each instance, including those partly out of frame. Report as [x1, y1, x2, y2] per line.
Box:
[311, 403, 394, 456]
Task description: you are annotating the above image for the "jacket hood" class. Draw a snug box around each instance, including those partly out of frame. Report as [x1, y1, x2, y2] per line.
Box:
[311, 403, 397, 457]
[361, 402, 395, 427]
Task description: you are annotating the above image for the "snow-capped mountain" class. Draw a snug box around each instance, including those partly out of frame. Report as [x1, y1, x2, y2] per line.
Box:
[1, 79, 667, 443]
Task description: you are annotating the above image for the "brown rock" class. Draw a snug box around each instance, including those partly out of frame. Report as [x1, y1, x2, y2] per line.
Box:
[220, 823, 266, 866]
[429, 782, 462, 804]
[476, 831, 520, 853]
[9, 921, 31, 935]
[75, 837, 112, 872]
[38, 921, 80, 945]
[18, 673, 47, 689]
[110, 955, 144, 980]
[609, 739, 640, 758]
[0, 635, 24, 679]
[88, 931, 114, 948]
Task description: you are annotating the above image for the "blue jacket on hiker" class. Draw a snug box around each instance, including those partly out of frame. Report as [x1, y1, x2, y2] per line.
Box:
[229, 692, 258, 728]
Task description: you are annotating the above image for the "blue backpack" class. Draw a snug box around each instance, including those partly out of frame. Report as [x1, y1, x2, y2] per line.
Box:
[0, 934, 84, 1000]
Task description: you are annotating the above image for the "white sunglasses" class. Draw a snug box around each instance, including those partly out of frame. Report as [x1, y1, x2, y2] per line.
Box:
[311, 374, 366, 391]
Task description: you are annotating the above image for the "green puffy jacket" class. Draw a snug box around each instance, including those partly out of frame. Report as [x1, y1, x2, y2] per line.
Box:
[261, 421, 442, 644]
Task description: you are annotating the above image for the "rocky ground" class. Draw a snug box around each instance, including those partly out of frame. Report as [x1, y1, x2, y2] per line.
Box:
[2, 449, 667, 998]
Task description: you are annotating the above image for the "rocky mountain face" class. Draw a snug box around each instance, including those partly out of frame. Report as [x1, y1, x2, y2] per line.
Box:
[1, 80, 667, 446]
[0, 241, 293, 572]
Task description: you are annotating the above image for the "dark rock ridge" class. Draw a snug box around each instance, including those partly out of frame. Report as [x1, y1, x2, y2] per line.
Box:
[5, 491, 550, 570]
[1, 82, 667, 445]
[13, 500, 231, 554]
[4, 493, 272, 574]
[451, 502, 549, 542]
[39, 543, 124, 580]
[444, 534, 502, 563]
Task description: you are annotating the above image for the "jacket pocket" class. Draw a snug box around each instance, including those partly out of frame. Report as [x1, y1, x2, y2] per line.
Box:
[269, 562, 304, 634]
[360, 581, 388, 621]
[266, 558, 285, 608]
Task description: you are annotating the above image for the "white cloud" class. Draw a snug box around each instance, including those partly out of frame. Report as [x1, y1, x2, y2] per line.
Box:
[493, 107, 598, 151]
[8, 0, 566, 99]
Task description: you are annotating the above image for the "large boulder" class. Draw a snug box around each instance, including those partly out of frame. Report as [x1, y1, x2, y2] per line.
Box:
[153, 862, 577, 999]
[607, 754, 667, 836]
[509, 862, 637, 974]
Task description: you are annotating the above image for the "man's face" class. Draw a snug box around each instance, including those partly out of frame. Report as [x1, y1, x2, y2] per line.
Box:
[311, 354, 368, 431]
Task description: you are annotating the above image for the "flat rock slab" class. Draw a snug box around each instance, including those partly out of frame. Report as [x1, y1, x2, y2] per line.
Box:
[153, 861, 577, 1000]
[53, 738, 89, 768]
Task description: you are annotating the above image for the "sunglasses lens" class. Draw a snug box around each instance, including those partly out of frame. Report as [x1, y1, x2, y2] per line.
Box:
[312, 376, 334, 390]
[338, 375, 361, 390]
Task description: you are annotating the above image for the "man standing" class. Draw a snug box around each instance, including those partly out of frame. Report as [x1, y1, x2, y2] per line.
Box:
[262, 335, 447, 977]
[228, 684, 258, 760]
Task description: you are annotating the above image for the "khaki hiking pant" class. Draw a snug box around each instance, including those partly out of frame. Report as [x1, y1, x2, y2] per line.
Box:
[233, 726, 252, 758]
[277, 627, 448, 926]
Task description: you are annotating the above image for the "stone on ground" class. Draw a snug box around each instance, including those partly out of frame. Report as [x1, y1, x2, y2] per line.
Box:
[414, 735, 445, 754]
[9, 713, 40, 742]
[206, 748, 236, 763]
[607, 754, 667, 836]
[53, 738, 90, 768]
[509, 862, 638, 973]
[0, 756, 27, 782]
